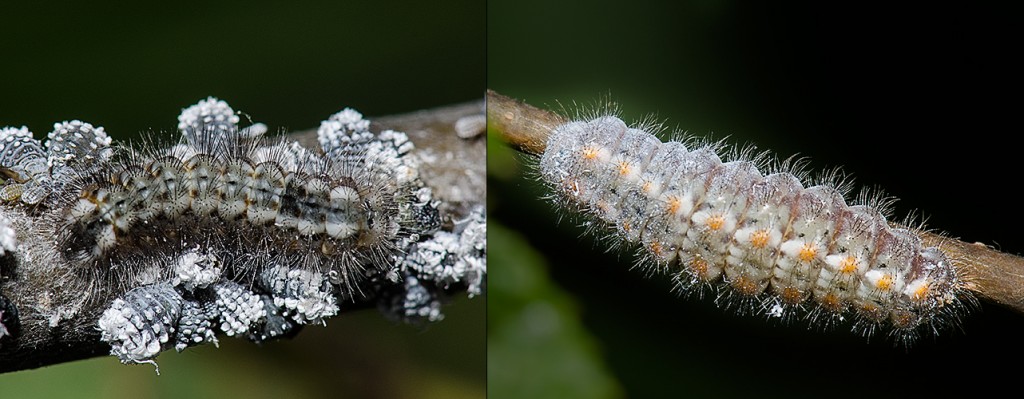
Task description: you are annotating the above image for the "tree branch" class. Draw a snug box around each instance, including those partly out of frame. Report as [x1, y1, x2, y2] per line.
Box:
[487, 89, 1024, 315]
[0, 98, 485, 373]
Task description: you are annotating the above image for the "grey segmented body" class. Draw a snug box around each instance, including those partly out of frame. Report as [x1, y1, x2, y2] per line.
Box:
[539, 115, 969, 338]
[59, 99, 431, 284]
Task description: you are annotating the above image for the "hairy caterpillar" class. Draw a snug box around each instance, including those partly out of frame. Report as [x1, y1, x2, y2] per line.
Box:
[3, 97, 433, 294]
[534, 111, 972, 342]
[0, 97, 486, 368]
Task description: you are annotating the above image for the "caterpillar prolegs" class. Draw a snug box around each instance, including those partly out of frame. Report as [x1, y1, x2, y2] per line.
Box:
[537, 113, 971, 341]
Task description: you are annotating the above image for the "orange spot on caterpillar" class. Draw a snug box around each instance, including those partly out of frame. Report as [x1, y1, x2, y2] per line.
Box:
[819, 293, 843, 312]
[689, 256, 710, 279]
[798, 243, 817, 262]
[749, 229, 770, 248]
[911, 280, 931, 301]
[891, 309, 917, 329]
[876, 274, 893, 291]
[839, 256, 858, 274]
[650, 241, 664, 257]
[666, 195, 681, 215]
[705, 214, 725, 231]
[617, 160, 631, 176]
[859, 303, 887, 322]
[731, 276, 759, 296]
[780, 287, 805, 305]
[582, 146, 600, 160]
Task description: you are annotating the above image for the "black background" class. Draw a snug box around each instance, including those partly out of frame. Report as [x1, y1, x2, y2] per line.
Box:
[490, 2, 1021, 398]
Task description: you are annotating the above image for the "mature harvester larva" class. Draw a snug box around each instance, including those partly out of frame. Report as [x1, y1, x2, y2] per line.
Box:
[537, 113, 971, 341]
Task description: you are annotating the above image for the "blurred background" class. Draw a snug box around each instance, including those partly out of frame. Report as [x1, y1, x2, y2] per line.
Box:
[1, 1, 484, 398]
[489, 2, 1021, 398]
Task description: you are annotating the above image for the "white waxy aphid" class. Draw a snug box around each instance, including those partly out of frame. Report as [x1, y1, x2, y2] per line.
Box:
[46, 120, 113, 171]
[212, 281, 265, 337]
[172, 249, 222, 291]
[260, 265, 338, 325]
[97, 283, 182, 368]
[0, 127, 51, 204]
[174, 299, 219, 351]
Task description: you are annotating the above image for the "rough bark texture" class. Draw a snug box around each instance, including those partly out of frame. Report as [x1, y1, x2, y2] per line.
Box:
[0, 98, 485, 373]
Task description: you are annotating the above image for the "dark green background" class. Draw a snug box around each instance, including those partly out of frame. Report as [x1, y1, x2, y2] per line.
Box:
[1, 2, 484, 398]
[489, 2, 1021, 398]
[1, 1, 484, 136]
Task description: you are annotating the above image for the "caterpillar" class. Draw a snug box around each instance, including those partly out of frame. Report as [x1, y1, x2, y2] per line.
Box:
[535, 111, 972, 342]
[0, 97, 486, 368]
[2, 97, 433, 294]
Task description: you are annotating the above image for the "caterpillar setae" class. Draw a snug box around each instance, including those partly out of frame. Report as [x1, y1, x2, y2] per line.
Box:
[0, 97, 486, 369]
[534, 110, 973, 342]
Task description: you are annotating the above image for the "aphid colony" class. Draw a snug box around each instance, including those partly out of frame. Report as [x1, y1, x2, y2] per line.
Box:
[0, 98, 485, 367]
